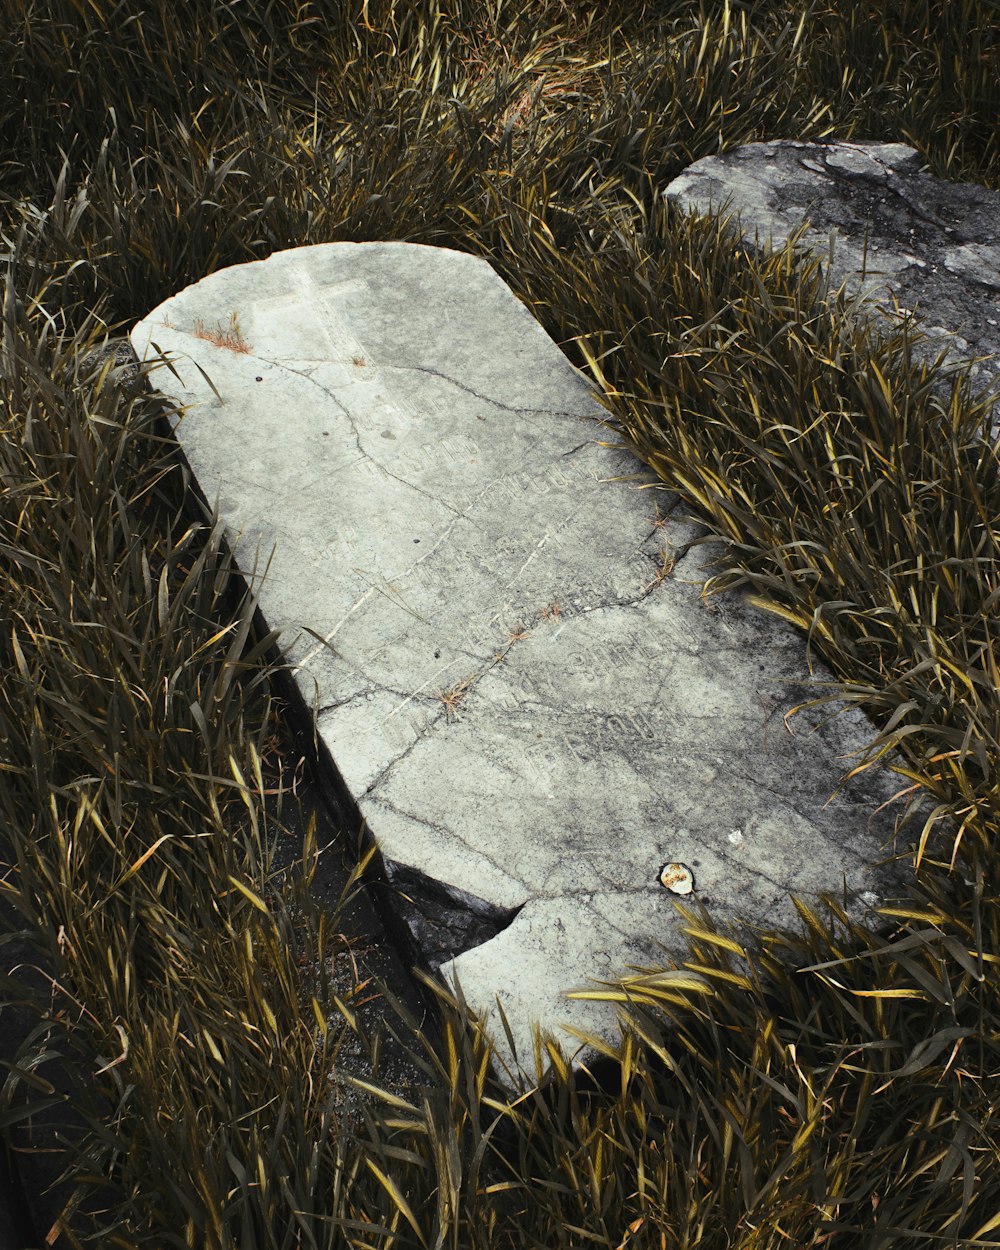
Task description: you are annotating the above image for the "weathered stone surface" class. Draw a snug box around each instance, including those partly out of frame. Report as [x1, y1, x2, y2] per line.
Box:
[80, 335, 146, 400]
[664, 140, 1000, 439]
[131, 243, 924, 1082]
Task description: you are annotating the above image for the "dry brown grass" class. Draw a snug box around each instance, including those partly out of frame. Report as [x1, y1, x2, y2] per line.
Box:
[194, 312, 252, 353]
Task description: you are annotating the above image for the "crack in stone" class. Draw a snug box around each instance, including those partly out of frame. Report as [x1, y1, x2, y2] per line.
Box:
[506, 887, 711, 953]
[724, 743, 842, 803]
[561, 441, 593, 458]
[315, 687, 378, 716]
[256, 356, 361, 444]
[366, 454, 465, 518]
[393, 362, 600, 421]
[469, 696, 717, 729]
[456, 547, 676, 635]
[316, 681, 429, 719]
[568, 565, 675, 617]
[349, 613, 557, 744]
[722, 757, 898, 872]
[639, 510, 690, 553]
[567, 907, 650, 950]
[532, 884, 662, 900]
[713, 842, 827, 897]
[260, 354, 467, 518]
[358, 703, 448, 800]
[369, 795, 529, 896]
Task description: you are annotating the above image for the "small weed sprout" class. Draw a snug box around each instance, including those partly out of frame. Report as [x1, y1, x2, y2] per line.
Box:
[193, 311, 251, 354]
[647, 547, 677, 590]
[436, 674, 477, 721]
[493, 621, 532, 663]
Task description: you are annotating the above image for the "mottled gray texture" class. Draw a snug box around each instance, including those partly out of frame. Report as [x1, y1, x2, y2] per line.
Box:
[664, 140, 1000, 439]
[132, 242, 928, 1082]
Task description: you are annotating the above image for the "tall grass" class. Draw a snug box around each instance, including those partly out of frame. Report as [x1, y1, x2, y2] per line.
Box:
[2, 0, 999, 1245]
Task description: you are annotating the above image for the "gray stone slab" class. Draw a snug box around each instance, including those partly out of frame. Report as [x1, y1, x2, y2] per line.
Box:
[131, 243, 923, 1081]
[664, 140, 1000, 440]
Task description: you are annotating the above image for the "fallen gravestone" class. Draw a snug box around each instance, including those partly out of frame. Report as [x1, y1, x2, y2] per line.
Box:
[664, 139, 1000, 440]
[132, 243, 925, 1081]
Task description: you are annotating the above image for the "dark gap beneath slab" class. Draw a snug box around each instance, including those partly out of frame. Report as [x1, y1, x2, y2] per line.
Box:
[380, 857, 522, 973]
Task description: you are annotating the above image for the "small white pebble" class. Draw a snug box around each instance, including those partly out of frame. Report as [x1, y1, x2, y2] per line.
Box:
[728, 828, 744, 846]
